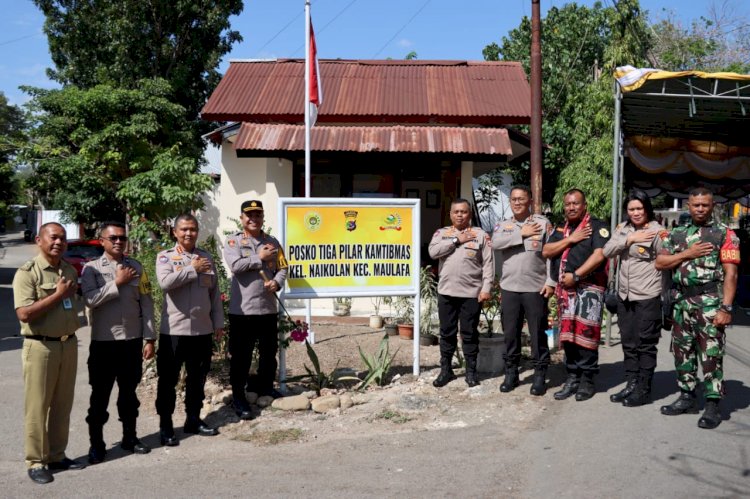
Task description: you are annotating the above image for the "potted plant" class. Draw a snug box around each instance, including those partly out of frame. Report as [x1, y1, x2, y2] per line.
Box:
[369, 296, 391, 329]
[393, 295, 414, 339]
[419, 266, 439, 346]
[477, 276, 505, 374]
[332, 296, 352, 316]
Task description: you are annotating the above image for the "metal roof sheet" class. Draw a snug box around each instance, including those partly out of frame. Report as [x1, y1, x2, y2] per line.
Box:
[233, 123, 512, 155]
[202, 59, 530, 125]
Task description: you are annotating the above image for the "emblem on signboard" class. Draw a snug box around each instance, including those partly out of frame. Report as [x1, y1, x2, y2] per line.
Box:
[379, 213, 402, 231]
[304, 211, 322, 232]
[344, 210, 358, 231]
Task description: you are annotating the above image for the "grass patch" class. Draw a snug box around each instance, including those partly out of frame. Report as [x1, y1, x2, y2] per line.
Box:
[373, 409, 412, 424]
[232, 427, 304, 445]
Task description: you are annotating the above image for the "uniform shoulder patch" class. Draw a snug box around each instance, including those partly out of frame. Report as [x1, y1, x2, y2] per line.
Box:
[658, 229, 669, 240]
[227, 239, 236, 247]
[598, 228, 610, 238]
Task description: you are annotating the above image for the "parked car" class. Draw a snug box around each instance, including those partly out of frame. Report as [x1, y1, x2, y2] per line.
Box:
[62, 239, 104, 288]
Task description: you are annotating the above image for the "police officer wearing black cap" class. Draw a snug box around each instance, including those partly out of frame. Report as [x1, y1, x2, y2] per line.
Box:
[223, 200, 288, 419]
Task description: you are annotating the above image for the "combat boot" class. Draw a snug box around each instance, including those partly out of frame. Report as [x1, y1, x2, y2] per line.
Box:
[87, 424, 106, 465]
[660, 390, 698, 416]
[610, 376, 637, 403]
[121, 423, 151, 454]
[529, 370, 547, 396]
[554, 373, 580, 400]
[464, 356, 480, 387]
[575, 372, 595, 401]
[697, 399, 722, 429]
[499, 368, 519, 393]
[433, 355, 457, 388]
[622, 373, 653, 407]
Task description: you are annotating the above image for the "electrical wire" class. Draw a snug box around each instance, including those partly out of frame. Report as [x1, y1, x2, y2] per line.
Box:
[372, 0, 433, 58]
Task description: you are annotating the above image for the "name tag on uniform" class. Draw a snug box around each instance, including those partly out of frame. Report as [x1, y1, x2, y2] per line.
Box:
[62, 298, 73, 310]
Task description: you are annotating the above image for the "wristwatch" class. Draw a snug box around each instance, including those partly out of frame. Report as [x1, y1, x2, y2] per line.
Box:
[572, 272, 581, 283]
[719, 304, 733, 313]
[452, 237, 460, 247]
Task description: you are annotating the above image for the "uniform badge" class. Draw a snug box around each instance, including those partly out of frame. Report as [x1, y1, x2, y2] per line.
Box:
[599, 228, 610, 238]
[241, 238, 249, 245]
[228, 239, 236, 247]
[532, 241, 539, 249]
[158, 255, 169, 264]
[504, 224, 514, 230]
[171, 255, 182, 261]
[638, 246, 646, 254]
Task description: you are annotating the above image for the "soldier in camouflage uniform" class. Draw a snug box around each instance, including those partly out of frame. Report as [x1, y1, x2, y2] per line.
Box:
[655, 187, 739, 429]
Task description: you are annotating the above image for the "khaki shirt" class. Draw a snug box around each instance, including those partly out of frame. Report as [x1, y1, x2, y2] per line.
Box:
[223, 231, 288, 316]
[602, 220, 665, 300]
[492, 214, 553, 292]
[428, 226, 494, 298]
[12, 254, 80, 337]
[81, 255, 156, 341]
[156, 245, 224, 336]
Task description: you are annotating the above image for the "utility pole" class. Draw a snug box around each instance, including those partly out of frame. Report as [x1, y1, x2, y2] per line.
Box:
[530, 0, 543, 213]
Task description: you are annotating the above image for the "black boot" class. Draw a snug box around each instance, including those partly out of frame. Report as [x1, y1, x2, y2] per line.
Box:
[465, 356, 480, 387]
[184, 416, 219, 436]
[610, 376, 637, 403]
[159, 417, 179, 446]
[529, 370, 547, 396]
[87, 424, 106, 465]
[575, 373, 595, 401]
[660, 390, 698, 416]
[697, 399, 722, 429]
[433, 355, 457, 388]
[499, 368, 519, 393]
[121, 423, 151, 454]
[554, 373, 580, 400]
[622, 373, 653, 407]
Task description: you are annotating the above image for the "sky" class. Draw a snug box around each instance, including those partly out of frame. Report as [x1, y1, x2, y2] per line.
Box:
[0, 0, 746, 106]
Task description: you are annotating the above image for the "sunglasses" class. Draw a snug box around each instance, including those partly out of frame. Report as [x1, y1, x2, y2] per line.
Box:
[105, 236, 128, 242]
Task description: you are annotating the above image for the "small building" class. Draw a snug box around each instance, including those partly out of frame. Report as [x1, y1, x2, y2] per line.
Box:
[201, 59, 532, 263]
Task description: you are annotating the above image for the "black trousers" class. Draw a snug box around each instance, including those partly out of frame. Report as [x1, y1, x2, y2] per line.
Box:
[437, 294, 481, 367]
[86, 338, 143, 431]
[501, 289, 550, 370]
[228, 314, 278, 399]
[563, 342, 599, 376]
[617, 296, 661, 377]
[155, 334, 213, 421]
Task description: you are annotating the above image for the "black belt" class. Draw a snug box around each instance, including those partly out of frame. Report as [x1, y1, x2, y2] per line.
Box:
[25, 334, 76, 342]
[677, 282, 719, 299]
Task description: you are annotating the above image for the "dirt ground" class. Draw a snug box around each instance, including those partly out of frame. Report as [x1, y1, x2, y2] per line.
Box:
[137, 317, 564, 448]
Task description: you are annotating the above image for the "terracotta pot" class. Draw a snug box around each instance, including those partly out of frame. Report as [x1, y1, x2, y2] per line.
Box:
[384, 324, 399, 336]
[397, 324, 414, 340]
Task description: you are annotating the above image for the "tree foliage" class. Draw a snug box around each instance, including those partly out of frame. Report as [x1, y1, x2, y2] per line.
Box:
[0, 93, 27, 219]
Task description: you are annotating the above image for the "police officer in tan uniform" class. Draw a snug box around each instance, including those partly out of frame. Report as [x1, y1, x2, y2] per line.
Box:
[223, 200, 288, 419]
[81, 221, 156, 464]
[492, 186, 555, 396]
[155, 214, 224, 446]
[13, 222, 85, 484]
[428, 198, 494, 388]
[603, 190, 665, 407]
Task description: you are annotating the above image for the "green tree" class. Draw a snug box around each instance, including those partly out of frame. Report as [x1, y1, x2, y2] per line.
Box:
[0, 93, 27, 219]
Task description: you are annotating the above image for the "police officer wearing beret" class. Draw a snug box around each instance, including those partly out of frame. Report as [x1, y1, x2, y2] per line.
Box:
[13, 222, 85, 484]
[223, 200, 288, 419]
[155, 214, 224, 445]
[81, 221, 156, 463]
[492, 186, 555, 396]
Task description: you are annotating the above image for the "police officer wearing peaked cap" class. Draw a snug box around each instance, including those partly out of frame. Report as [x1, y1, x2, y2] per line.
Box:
[224, 200, 288, 419]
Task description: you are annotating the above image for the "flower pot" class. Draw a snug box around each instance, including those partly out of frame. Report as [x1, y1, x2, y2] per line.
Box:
[419, 334, 437, 346]
[369, 314, 384, 329]
[384, 324, 399, 336]
[333, 304, 351, 317]
[477, 334, 505, 374]
[397, 324, 414, 340]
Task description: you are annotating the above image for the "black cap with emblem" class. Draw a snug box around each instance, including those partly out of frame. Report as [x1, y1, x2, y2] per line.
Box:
[241, 200, 264, 213]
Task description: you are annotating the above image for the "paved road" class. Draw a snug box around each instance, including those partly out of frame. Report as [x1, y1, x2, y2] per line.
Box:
[0, 229, 748, 497]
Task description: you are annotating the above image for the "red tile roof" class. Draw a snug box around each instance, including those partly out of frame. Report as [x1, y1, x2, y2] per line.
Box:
[202, 59, 530, 125]
[233, 123, 512, 155]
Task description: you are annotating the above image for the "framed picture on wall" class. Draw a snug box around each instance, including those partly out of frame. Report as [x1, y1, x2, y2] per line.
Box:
[426, 189, 441, 208]
[405, 188, 420, 199]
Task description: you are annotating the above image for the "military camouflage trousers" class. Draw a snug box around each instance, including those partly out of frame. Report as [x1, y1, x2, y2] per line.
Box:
[671, 295, 725, 398]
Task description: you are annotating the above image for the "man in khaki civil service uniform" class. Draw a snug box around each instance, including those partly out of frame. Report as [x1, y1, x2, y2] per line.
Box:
[155, 214, 224, 446]
[429, 198, 494, 388]
[81, 221, 156, 464]
[492, 185, 555, 396]
[13, 222, 86, 484]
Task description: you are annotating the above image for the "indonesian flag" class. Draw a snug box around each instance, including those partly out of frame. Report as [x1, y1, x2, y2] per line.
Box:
[309, 22, 323, 126]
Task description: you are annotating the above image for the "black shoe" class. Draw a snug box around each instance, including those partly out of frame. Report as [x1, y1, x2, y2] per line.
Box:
[698, 400, 722, 429]
[88, 445, 107, 465]
[575, 378, 595, 401]
[660, 391, 699, 416]
[28, 467, 54, 484]
[184, 418, 219, 436]
[500, 369, 519, 393]
[160, 428, 179, 447]
[48, 457, 86, 471]
[433, 370, 457, 388]
[121, 436, 151, 454]
[554, 374, 580, 400]
[465, 372, 480, 387]
[233, 401, 255, 420]
[530, 371, 547, 396]
[610, 377, 637, 403]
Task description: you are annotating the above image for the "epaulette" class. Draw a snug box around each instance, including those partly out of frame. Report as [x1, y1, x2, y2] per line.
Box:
[19, 260, 34, 271]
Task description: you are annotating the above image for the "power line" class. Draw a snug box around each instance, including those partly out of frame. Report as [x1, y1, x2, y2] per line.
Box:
[0, 33, 40, 47]
[372, 0, 433, 58]
[290, 0, 361, 56]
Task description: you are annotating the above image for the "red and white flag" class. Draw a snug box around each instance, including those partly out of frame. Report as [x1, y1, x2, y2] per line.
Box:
[308, 22, 323, 126]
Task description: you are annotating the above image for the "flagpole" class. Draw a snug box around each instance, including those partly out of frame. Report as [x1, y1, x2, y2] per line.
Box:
[304, 0, 315, 344]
